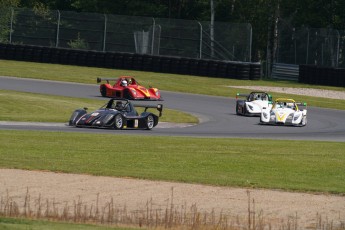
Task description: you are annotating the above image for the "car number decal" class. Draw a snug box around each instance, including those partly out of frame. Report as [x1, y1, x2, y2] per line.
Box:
[135, 119, 138, 128]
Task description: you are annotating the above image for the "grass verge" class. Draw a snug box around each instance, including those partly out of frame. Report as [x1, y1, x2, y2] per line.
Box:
[1, 130, 344, 194]
[0, 90, 198, 123]
[0, 217, 132, 230]
[1, 60, 345, 110]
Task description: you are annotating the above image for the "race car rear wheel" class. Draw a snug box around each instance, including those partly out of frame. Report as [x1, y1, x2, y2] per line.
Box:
[114, 114, 124, 129]
[100, 85, 107, 97]
[236, 102, 240, 115]
[242, 104, 247, 115]
[146, 115, 155, 130]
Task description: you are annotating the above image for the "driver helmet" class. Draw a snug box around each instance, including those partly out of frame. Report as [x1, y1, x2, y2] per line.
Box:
[121, 79, 128, 86]
[115, 101, 124, 110]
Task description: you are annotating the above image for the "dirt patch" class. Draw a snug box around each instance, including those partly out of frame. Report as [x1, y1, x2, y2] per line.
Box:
[1, 169, 344, 228]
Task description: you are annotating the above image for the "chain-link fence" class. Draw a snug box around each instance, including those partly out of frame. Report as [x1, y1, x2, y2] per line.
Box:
[276, 22, 345, 68]
[0, 7, 252, 62]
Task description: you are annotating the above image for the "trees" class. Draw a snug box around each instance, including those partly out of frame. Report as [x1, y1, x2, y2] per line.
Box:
[5, 0, 344, 63]
[0, 0, 19, 42]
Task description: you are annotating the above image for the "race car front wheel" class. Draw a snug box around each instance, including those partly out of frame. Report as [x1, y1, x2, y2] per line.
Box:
[123, 89, 134, 100]
[146, 115, 155, 130]
[301, 116, 307, 126]
[114, 114, 124, 129]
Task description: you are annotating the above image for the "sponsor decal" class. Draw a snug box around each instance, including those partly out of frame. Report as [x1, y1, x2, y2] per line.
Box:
[277, 112, 287, 121]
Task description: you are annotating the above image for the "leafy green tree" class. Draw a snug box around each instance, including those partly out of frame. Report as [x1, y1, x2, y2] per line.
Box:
[0, 0, 19, 42]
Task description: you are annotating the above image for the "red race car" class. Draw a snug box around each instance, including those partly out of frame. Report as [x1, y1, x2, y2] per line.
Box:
[97, 76, 162, 100]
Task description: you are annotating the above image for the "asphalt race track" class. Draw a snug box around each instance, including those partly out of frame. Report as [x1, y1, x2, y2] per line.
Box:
[1, 76, 345, 142]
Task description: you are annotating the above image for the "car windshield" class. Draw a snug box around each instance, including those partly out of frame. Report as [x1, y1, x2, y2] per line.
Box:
[275, 102, 295, 109]
[250, 93, 268, 101]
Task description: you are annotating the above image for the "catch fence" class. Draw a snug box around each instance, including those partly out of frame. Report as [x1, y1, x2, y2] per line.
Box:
[0, 7, 252, 62]
[276, 23, 345, 68]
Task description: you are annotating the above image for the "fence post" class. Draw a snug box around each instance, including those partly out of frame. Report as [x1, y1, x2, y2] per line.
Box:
[197, 21, 202, 59]
[336, 30, 340, 67]
[306, 28, 309, 64]
[103, 14, 107, 52]
[9, 8, 14, 43]
[249, 24, 252, 62]
[56, 10, 60, 47]
[151, 18, 155, 55]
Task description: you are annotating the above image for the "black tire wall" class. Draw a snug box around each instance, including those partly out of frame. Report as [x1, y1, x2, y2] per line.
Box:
[0, 43, 262, 80]
[299, 65, 345, 87]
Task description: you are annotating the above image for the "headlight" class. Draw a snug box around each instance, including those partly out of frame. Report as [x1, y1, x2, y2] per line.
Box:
[293, 114, 301, 121]
[155, 90, 160, 96]
[131, 89, 137, 95]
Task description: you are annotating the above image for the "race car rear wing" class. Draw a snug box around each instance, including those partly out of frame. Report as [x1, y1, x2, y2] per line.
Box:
[97, 77, 117, 83]
[296, 102, 307, 110]
[236, 93, 249, 99]
[236, 92, 272, 101]
[134, 103, 163, 117]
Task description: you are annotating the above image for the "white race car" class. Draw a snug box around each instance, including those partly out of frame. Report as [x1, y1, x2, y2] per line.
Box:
[236, 91, 273, 116]
[260, 98, 307, 126]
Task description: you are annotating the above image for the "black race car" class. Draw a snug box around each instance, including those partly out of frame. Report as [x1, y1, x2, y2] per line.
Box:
[68, 99, 163, 130]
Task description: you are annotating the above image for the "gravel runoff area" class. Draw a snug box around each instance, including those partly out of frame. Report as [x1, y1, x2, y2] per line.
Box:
[1, 86, 345, 228]
[1, 169, 344, 229]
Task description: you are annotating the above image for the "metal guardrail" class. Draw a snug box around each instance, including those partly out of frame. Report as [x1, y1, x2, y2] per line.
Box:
[271, 63, 299, 81]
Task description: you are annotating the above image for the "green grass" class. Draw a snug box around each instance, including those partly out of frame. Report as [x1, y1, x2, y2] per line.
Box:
[0, 90, 198, 123]
[0, 217, 133, 230]
[1, 60, 345, 110]
[1, 130, 344, 194]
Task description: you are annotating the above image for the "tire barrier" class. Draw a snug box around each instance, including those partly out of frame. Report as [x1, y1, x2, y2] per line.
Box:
[169, 57, 181, 74]
[160, 56, 171, 73]
[299, 65, 345, 87]
[151, 55, 161, 72]
[0, 43, 263, 81]
[216, 61, 228, 78]
[198, 59, 209, 76]
[189, 59, 199, 76]
[208, 60, 219, 77]
[179, 58, 190, 75]
[249, 63, 261, 80]
[237, 63, 250, 80]
[132, 54, 143, 71]
[142, 55, 153, 71]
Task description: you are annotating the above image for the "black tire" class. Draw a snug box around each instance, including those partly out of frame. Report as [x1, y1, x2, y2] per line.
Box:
[301, 116, 307, 126]
[242, 103, 247, 115]
[114, 114, 124, 129]
[259, 115, 264, 124]
[100, 85, 107, 97]
[236, 102, 240, 115]
[146, 115, 155, 130]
